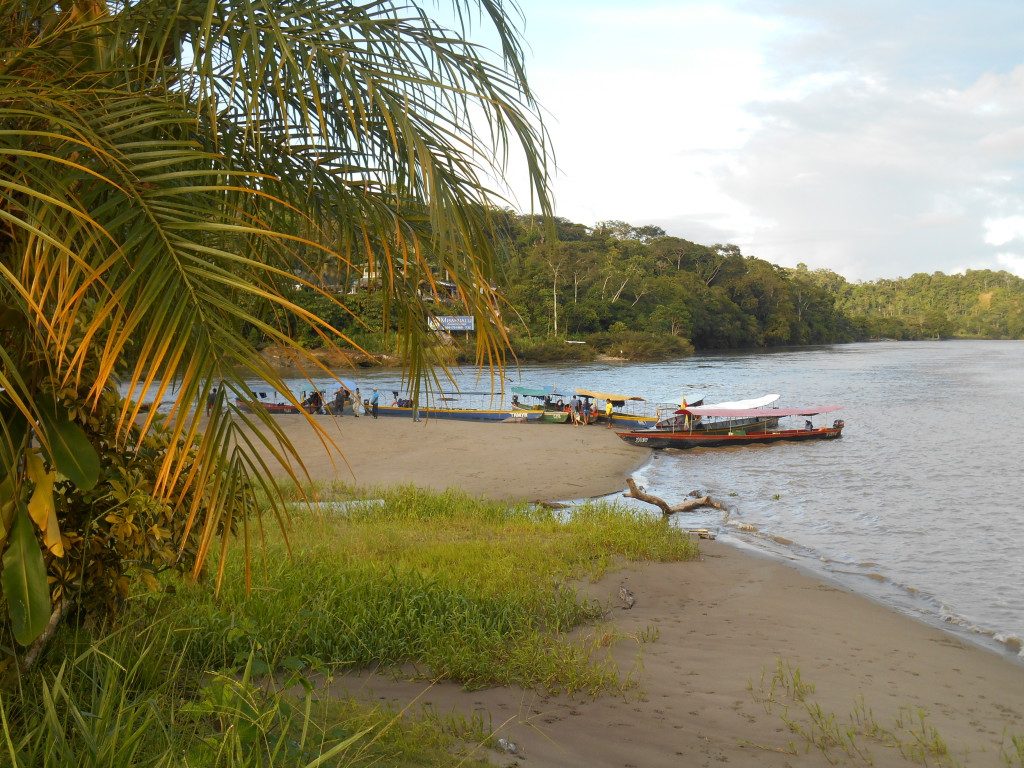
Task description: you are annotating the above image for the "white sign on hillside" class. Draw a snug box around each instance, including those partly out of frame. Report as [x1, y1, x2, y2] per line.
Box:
[428, 316, 475, 332]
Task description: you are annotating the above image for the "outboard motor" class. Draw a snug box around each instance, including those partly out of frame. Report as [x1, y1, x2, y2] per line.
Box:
[832, 419, 845, 428]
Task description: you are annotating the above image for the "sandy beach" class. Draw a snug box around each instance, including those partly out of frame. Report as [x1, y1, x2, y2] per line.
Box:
[239, 411, 649, 502]
[245, 412, 1024, 767]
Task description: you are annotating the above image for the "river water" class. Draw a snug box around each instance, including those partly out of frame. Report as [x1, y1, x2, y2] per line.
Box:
[130, 340, 1024, 659]
[343, 340, 1024, 661]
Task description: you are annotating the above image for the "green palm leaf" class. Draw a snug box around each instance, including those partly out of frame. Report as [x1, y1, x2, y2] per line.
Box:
[1, 504, 51, 646]
[0, 0, 552, 640]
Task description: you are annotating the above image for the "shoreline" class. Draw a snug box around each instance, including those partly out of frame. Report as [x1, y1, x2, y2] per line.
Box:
[332, 543, 1024, 767]
[234, 414, 1024, 766]
[717, 528, 1024, 667]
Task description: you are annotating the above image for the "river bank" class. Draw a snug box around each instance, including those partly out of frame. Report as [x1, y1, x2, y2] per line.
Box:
[237, 411, 1024, 766]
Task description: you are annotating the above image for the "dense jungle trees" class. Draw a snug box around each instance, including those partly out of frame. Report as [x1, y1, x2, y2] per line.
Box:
[493, 217, 858, 353]
[482, 216, 1024, 353]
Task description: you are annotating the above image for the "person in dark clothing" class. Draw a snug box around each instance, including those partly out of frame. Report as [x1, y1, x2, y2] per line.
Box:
[206, 387, 217, 417]
[304, 390, 323, 413]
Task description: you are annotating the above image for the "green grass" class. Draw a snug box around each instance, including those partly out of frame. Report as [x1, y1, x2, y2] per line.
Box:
[174, 486, 698, 694]
[1, 486, 699, 767]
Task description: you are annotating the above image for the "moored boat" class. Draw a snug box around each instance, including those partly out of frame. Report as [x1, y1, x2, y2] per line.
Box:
[651, 394, 781, 435]
[617, 405, 844, 449]
[574, 389, 654, 428]
[236, 395, 308, 415]
[375, 391, 542, 422]
[510, 386, 571, 423]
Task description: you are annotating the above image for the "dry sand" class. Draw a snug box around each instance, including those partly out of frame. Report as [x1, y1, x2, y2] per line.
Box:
[239, 411, 648, 502]
[245, 413, 1024, 767]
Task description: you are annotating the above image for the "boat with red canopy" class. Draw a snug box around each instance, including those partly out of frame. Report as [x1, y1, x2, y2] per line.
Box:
[616, 405, 844, 449]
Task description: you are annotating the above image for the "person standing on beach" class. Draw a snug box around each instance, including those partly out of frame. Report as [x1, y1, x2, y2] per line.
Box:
[333, 388, 345, 417]
[206, 387, 217, 417]
[370, 387, 379, 418]
[353, 388, 361, 417]
[582, 398, 591, 424]
[605, 399, 614, 428]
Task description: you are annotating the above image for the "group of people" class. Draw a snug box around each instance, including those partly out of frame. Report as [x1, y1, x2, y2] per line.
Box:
[299, 385, 383, 418]
[540, 393, 616, 427]
[565, 395, 592, 425]
[565, 395, 620, 426]
[300, 386, 365, 417]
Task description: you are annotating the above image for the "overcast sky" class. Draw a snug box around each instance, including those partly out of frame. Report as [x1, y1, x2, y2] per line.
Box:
[502, 0, 1024, 282]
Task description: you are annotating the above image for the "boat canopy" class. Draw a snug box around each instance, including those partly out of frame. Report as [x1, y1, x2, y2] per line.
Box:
[679, 405, 842, 418]
[511, 385, 556, 397]
[703, 394, 780, 409]
[574, 388, 645, 402]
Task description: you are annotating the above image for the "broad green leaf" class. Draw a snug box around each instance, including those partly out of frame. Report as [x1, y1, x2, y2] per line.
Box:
[1, 502, 51, 646]
[35, 397, 100, 491]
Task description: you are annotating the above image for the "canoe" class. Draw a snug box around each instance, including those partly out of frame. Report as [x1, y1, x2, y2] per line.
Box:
[617, 405, 844, 449]
[617, 422, 844, 449]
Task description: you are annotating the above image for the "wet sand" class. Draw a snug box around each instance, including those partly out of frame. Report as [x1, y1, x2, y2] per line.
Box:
[246, 413, 1024, 767]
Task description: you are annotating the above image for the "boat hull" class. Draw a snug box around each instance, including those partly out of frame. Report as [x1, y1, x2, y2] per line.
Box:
[541, 411, 570, 423]
[236, 399, 308, 415]
[617, 425, 843, 449]
[375, 405, 541, 422]
[603, 413, 660, 429]
[511, 406, 570, 423]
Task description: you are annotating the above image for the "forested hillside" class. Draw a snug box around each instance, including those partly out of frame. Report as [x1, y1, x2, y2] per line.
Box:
[493, 215, 1024, 353]
[281, 212, 1024, 362]
[834, 269, 1024, 340]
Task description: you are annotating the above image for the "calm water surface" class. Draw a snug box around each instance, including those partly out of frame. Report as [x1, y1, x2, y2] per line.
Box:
[133, 341, 1024, 658]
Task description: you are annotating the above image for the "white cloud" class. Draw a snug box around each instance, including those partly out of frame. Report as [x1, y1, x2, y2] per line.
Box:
[984, 217, 1024, 246]
[510, 0, 1024, 280]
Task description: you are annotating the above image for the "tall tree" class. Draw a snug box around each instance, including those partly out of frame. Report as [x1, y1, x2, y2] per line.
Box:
[0, 0, 551, 649]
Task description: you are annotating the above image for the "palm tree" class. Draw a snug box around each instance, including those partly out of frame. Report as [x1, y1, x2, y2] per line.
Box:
[0, 0, 551, 651]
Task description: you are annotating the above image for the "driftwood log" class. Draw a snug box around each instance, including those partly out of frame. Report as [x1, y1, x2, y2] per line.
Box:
[623, 478, 724, 517]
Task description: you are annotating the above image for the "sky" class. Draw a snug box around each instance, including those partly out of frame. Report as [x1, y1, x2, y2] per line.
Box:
[494, 0, 1024, 282]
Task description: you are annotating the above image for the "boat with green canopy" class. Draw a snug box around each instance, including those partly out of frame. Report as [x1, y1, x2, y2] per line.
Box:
[510, 385, 570, 423]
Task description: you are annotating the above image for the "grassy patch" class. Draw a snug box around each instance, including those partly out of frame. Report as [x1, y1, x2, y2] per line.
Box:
[2, 487, 698, 767]
[174, 486, 698, 694]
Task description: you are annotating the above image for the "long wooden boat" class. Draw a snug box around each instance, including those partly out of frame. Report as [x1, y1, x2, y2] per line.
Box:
[573, 388, 655, 428]
[374, 391, 542, 422]
[236, 397, 309, 415]
[374, 403, 541, 422]
[617, 405, 844, 449]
